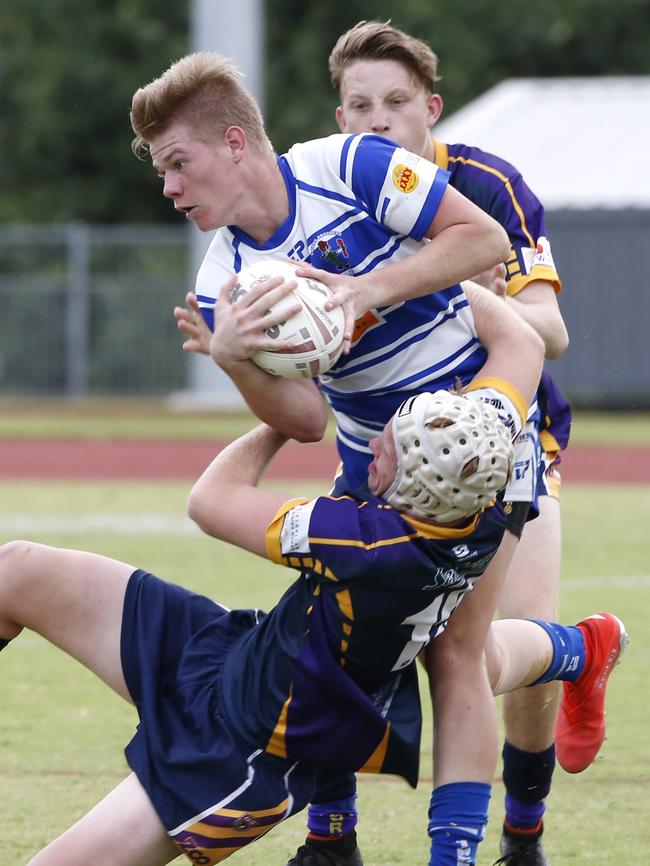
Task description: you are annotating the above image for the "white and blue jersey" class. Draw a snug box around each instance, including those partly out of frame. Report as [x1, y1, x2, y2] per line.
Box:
[197, 133, 512, 486]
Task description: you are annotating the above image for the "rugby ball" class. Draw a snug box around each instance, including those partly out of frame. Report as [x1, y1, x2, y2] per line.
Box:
[232, 260, 345, 379]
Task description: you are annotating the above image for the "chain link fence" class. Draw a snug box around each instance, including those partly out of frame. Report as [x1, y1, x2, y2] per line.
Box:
[0, 224, 192, 397]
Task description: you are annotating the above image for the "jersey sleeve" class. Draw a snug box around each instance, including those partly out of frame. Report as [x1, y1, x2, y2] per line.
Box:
[493, 174, 561, 297]
[435, 141, 561, 296]
[342, 134, 450, 240]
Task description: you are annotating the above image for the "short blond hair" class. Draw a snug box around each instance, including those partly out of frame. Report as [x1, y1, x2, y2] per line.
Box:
[130, 51, 270, 158]
[329, 20, 440, 95]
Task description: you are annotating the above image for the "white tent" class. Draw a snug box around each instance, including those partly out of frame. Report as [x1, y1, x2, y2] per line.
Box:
[435, 76, 650, 209]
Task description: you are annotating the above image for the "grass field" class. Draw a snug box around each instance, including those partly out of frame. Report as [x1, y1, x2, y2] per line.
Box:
[0, 474, 648, 865]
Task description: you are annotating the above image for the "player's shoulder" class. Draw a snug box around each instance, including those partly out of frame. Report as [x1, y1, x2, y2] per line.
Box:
[285, 133, 400, 176]
[284, 133, 354, 165]
[439, 140, 522, 182]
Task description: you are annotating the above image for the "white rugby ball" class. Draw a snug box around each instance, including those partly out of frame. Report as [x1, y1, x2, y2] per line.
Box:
[232, 260, 345, 379]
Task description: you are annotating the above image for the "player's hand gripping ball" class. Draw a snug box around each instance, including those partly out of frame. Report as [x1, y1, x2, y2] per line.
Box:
[233, 260, 345, 379]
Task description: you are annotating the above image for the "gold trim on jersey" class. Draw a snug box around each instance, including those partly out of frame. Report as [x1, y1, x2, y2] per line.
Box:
[172, 800, 290, 863]
[266, 688, 292, 758]
[358, 723, 391, 774]
[465, 376, 528, 430]
[265, 498, 310, 562]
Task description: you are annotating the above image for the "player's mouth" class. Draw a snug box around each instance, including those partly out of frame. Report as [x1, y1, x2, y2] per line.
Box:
[177, 205, 198, 219]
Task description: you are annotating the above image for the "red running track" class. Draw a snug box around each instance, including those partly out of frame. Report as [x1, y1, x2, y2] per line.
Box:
[1, 438, 650, 483]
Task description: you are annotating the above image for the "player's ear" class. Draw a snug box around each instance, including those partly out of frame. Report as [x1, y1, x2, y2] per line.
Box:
[426, 93, 444, 128]
[223, 125, 247, 161]
[335, 105, 347, 132]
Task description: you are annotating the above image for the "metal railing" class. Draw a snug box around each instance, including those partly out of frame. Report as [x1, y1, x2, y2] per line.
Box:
[0, 224, 191, 397]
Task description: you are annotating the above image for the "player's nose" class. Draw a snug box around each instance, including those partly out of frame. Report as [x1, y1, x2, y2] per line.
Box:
[369, 109, 390, 133]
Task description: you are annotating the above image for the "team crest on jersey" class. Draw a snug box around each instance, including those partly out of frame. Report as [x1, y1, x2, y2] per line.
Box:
[310, 232, 351, 271]
[392, 164, 419, 194]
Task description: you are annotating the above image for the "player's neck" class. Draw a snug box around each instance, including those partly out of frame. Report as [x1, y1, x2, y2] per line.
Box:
[236, 157, 290, 243]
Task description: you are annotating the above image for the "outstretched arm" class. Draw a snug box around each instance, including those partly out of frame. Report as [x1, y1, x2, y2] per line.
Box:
[187, 424, 298, 558]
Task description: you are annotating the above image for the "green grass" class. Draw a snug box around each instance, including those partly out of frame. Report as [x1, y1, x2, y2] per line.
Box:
[0, 482, 648, 864]
[0, 398, 649, 444]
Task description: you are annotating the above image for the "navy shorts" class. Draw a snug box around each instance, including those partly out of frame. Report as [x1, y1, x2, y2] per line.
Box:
[121, 570, 316, 865]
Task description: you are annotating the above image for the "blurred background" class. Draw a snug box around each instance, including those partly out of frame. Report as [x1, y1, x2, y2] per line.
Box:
[1, 0, 649, 408]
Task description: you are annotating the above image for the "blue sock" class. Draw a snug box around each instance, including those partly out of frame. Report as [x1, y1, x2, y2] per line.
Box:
[307, 797, 357, 838]
[502, 741, 555, 829]
[428, 781, 491, 866]
[528, 620, 586, 685]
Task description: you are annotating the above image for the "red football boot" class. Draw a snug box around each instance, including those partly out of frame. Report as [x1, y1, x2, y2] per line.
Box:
[556, 613, 629, 773]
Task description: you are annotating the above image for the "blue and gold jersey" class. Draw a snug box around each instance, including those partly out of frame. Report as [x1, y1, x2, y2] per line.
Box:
[218, 492, 506, 787]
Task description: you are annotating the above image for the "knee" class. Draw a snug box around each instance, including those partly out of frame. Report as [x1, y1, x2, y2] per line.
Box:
[0, 539, 42, 600]
[0, 540, 35, 639]
[0, 539, 37, 573]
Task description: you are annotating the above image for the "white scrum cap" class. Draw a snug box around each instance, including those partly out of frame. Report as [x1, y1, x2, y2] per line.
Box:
[383, 390, 514, 523]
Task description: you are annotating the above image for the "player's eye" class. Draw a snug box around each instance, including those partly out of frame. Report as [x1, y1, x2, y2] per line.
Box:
[175, 160, 187, 170]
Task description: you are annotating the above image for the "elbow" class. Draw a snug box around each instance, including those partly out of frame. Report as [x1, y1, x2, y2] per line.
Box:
[292, 418, 328, 444]
[528, 328, 547, 376]
[187, 485, 214, 536]
[544, 323, 570, 360]
[491, 223, 511, 266]
[289, 404, 329, 444]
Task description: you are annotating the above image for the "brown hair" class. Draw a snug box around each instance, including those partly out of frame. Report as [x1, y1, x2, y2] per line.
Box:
[329, 20, 440, 94]
[130, 51, 270, 158]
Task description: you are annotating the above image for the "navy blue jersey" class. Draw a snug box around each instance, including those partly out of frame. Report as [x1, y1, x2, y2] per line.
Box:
[218, 492, 507, 786]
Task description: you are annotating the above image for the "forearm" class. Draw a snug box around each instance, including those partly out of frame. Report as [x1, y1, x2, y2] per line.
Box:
[463, 281, 545, 409]
[505, 281, 569, 360]
[187, 424, 291, 553]
[219, 358, 328, 443]
[362, 219, 509, 310]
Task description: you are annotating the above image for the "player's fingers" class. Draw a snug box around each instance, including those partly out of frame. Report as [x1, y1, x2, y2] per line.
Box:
[295, 263, 330, 283]
[340, 298, 356, 354]
[245, 282, 300, 321]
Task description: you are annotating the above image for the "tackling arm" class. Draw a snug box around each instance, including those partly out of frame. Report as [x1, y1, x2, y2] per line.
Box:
[462, 280, 545, 412]
[504, 279, 569, 359]
[187, 424, 295, 557]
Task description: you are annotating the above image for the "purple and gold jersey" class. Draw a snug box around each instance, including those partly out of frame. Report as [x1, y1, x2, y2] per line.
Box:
[434, 140, 572, 466]
[433, 140, 560, 297]
[218, 492, 507, 787]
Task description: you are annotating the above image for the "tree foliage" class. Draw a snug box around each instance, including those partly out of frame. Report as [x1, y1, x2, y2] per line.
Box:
[1, 0, 649, 223]
[0, 0, 187, 223]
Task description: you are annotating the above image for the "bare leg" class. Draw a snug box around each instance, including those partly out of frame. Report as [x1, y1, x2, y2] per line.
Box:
[0, 541, 178, 864]
[27, 774, 178, 866]
[0, 540, 134, 697]
[427, 531, 519, 786]
[485, 618, 554, 694]
[499, 497, 562, 750]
